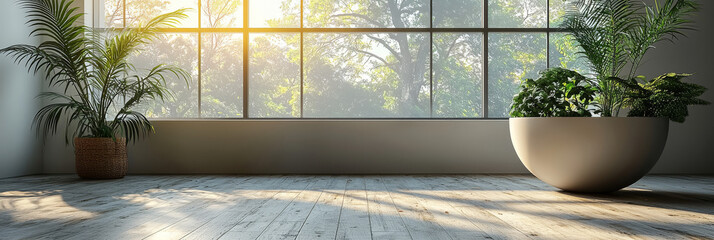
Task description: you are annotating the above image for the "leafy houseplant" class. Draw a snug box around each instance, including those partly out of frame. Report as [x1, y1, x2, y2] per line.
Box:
[510, 68, 597, 117]
[508, 0, 709, 193]
[1, 0, 190, 179]
[615, 73, 709, 122]
[562, 0, 706, 117]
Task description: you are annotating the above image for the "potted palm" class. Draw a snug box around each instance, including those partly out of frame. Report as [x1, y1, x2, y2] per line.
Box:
[509, 0, 709, 192]
[1, 0, 190, 179]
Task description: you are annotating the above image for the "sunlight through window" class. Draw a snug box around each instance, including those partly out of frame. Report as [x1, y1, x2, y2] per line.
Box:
[97, 0, 579, 119]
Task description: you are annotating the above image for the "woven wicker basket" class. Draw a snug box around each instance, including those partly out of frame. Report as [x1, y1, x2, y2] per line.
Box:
[74, 138, 127, 179]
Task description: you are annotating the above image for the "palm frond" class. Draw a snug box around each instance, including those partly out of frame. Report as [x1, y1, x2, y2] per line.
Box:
[564, 0, 638, 79]
[562, 0, 698, 116]
[2, 0, 190, 144]
[626, 0, 698, 78]
[112, 111, 155, 144]
[33, 101, 78, 140]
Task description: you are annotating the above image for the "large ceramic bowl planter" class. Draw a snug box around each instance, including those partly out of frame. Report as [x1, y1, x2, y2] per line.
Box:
[74, 138, 128, 179]
[509, 117, 669, 193]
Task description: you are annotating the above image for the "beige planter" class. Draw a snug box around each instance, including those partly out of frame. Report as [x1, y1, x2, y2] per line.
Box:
[74, 138, 128, 179]
[509, 117, 669, 193]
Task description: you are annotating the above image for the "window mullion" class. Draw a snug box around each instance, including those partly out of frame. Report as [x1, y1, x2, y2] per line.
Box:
[243, 0, 250, 118]
[483, 0, 489, 118]
[197, 0, 202, 118]
[300, 0, 304, 118]
[122, 0, 126, 28]
[547, 0, 550, 69]
[429, 0, 433, 118]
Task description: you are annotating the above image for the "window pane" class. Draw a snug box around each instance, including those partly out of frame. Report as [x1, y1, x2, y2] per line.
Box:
[549, 0, 567, 27]
[102, 0, 123, 28]
[488, 33, 546, 118]
[201, 33, 243, 118]
[304, 33, 430, 118]
[202, 0, 243, 28]
[433, 0, 483, 28]
[249, 33, 300, 118]
[549, 33, 593, 77]
[250, 0, 300, 28]
[304, 0, 429, 28]
[433, 33, 484, 118]
[488, 0, 546, 28]
[126, 0, 198, 28]
[131, 33, 199, 118]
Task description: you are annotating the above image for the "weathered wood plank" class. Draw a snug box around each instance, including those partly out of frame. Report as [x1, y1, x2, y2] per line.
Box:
[1, 176, 182, 239]
[503, 175, 714, 239]
[181, 176, 311, 240]
[62, 176, 231, 240]
[364, 177, 410, 234]
[406, 176, 530, 240]
[1, 175, 712, 240]
[221, 176, 329, 240]
[245, 176, 333, 240]
[380, 176, 452, 240]
[335, 176, 372, 240]
[294, 176, 348, 240]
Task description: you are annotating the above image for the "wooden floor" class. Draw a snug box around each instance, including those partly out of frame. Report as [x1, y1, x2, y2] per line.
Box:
[0, 175, 713, 240]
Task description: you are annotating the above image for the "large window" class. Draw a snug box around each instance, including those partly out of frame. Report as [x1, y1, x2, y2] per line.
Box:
[98, 0, 587, 119]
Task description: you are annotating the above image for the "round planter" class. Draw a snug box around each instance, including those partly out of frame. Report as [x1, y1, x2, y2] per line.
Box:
[74, 138, 128, 179]
[509, 117, 669, 193]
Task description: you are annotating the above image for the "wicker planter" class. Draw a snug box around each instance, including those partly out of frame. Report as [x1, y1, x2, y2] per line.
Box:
[74, 138, 128, 179]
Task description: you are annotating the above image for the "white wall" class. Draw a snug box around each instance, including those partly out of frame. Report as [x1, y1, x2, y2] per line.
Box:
[0, 1, 43, 178]
[40, 0, 714, 174]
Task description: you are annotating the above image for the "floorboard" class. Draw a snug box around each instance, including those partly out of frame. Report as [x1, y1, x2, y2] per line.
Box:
[0, 175, 712, 240]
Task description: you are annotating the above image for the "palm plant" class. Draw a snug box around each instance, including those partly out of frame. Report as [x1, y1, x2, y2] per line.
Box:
[1, 0, 190, 143]
[562, 0, 698, 116]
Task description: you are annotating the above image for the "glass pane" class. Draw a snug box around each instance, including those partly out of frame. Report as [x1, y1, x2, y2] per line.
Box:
[433, 33, 484, 118]
[249, 33, 301, 118]
[250, 0, 300, 28]
[549, 0, 567, 27]
[304, 0, 429, 28]
[131, 33, 199, 118]
[202, 0, 243, 28]
[488, 0, 546, 28]
[201, 33, 243, 118]
[488, 33, 546, 118]
[549, 33, 593, 77]
[433, 0, 483, 28]
[102, 0, 123, 28]
[126, 0, 198, 28]
[304, 33, 430, 118]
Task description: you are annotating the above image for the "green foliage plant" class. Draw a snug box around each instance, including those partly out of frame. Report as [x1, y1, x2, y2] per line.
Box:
[562, 0, 702, 117]
[0, 0, 190, 143]
[510, 68, 597, 117]
[614, 73, 709, 122]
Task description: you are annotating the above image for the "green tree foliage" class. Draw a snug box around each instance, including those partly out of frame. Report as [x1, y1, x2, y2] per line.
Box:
[250, 33, 301, 118]
[433, 33, 483, 118]
[105, 0, 587, 119]
[1, 0, 190, 143]
[510, 68, 597, 117]
[201, 34, 243, 118]
[488, 33, 546, 118]
[489, 0, 546, 28]
[433, 0, 483, 28]
[129, 34, 198, 118]
[615, 73, 709, 123]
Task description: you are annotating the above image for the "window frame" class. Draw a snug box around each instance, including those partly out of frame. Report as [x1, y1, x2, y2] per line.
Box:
[96, 0, 568, 119]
